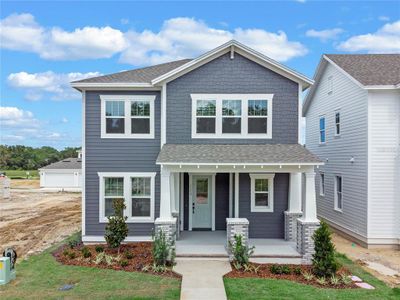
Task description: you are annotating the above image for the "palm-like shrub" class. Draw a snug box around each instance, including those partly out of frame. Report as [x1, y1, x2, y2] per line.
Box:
[104, 198, 128, 253]
[228, 234, 255, 267]
[152, 229, 175, 266]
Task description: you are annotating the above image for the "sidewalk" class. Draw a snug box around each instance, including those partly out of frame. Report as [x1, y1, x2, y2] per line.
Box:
[174, 258, 231, 300]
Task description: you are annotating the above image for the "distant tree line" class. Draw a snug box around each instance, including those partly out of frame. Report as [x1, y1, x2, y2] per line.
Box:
[0, 145, 81, 170]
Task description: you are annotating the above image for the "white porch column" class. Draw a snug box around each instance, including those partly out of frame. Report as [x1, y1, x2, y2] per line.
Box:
[301, 172, 318, 222]
[234, 172, 239, 218]
[170, 172, 176, 213]
[284, 172, 303, 241]
[159, 168, 172, 219]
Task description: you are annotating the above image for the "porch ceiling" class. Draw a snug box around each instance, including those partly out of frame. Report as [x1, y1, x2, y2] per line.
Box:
[156, 144, 322, 166]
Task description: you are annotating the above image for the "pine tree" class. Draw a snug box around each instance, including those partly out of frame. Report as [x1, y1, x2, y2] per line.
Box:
[104, 198, 128, 253]
[312, 221, 339, 277]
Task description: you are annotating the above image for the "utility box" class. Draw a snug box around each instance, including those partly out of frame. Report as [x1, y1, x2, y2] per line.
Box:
[0, 257, 15, 285]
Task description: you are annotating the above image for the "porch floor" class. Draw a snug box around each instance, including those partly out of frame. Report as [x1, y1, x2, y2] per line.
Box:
[176, 231, 301, 258]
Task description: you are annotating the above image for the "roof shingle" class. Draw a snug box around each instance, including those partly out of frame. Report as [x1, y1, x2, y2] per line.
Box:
[40, 158, 82, 170]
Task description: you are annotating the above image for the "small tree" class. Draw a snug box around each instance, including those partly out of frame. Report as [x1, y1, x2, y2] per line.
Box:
[228, 234, 255, 267]
[152, 229, 175, 267]
[104, 198, 128, 253]
[312, 221, 339, 277]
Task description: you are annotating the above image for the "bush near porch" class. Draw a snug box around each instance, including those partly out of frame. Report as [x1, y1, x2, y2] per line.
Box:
[0, 233, 181, 300]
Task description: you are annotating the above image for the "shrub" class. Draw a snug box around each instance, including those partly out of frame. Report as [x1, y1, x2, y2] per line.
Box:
[233, 261, 242, 270]
[104, 199, 128, 253]
[330, 275, 341, 286]
[303, 271, 314, 281]
[120, 260, 129, 267]
[63, 249, 70, 256]
[95, 252, 114, 266]
[124, 251, 134, 260]
[81, 246, 92, 258]
[340, 274, 352, 285]
[68, 252, 76, 259]
[68, 235, 81, 249]
[312, 221, 339, 277]
[281, 265, 291, 275]
[95, 245, 104, 253]
[152, 229, 175, 267]
[228, 234, 255, 267]
[270, 265, 282, 274]
[293, 266, 302, 276]
[316, 277, 327, 285]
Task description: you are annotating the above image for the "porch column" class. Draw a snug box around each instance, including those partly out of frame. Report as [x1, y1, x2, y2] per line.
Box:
[285, 172, 303, 241]
[297, 171, 320, 264]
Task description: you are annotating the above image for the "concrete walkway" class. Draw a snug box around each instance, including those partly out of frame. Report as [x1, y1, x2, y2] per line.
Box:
[174, 258, 231, 300]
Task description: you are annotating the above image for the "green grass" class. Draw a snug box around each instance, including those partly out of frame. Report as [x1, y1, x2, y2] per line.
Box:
[0, 234, 181, 300]
[2, 170, 39, 179]
[224, 253, 400, 300]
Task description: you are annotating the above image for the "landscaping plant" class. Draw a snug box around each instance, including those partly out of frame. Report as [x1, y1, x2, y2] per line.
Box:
[228, 234, 255, 267]
[312, 221, 339, 277]
[104, 198, 129, 253]
[81, 246, 92, 258]
[152, 229, 175, 267]
[95, 245, 104, 253]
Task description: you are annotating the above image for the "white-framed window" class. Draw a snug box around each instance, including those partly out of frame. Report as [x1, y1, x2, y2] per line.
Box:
[98, 172, 156, 222]
[335, 110, 341, 136]
[319, 116, 326, 144]
[100, 95, 155, 138]
[319, 173, 325, 196]
[191, 94, 273, 139]
[334, 175, 343, 212]
[250, 174, 275, 212]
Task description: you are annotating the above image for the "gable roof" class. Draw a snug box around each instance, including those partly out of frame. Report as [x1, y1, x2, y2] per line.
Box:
[39, 157, 82, 170]
[325, 54, 400, 86]
[71, 40, 313, 90]
[303, 54, 400, 115]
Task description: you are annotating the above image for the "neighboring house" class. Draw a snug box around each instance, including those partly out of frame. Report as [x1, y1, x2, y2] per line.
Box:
[39, 157, 82, 191]
[71, 40, 323, 263]
[303, 54, 400, 248]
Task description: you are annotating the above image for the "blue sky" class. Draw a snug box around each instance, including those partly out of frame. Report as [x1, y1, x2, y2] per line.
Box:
[1, 0, 399, 149]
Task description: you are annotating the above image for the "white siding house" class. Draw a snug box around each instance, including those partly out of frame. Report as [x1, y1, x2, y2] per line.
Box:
[39, 157, 82, 191]
[304, 54, 400, 248]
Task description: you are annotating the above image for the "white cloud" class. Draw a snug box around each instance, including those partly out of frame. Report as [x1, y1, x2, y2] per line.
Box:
[0, 106, 40, 128]
[0, 13, 127, 60]
[379, 16, 390, 22]
[305, 28, 344, 41]
[7, 71, 101, 101]
[120, 17, 308, 65]
[61, 117, 68, 123]
[1, 14, 307, 64]
[338, 20, 400, 53]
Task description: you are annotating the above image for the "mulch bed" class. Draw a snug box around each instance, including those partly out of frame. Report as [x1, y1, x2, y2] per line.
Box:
[53, 242, 180, 279]
[224, 263, 358, 289]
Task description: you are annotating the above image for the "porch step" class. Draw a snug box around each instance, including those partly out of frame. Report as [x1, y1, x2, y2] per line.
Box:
[176, 253, 229, 258]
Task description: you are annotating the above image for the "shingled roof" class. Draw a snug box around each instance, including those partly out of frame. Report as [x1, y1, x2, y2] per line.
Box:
[72, 59, 192, 84]
[325, 54, 400, 86]
[40, 158, 82, 170]
[157, 144, 322, 165]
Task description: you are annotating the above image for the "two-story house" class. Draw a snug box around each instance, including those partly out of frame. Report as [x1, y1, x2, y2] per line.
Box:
[304, 54, 400, 248]
[71, 40, 322, 263]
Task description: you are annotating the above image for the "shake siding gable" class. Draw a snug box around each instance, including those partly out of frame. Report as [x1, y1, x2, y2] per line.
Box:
[85, 91, 161, 236]
[305, 62, 369, 238]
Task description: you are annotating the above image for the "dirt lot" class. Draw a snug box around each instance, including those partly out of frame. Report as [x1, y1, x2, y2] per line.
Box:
[0, 180, 81, 259]
[333, 233, 400, 287]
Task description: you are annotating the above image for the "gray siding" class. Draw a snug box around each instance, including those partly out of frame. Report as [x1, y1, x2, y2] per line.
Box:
[239, 173, 289, 238]
[305, 62, 369, 238]
[166, 52, 299, 144]
[85, 91, 161, 236]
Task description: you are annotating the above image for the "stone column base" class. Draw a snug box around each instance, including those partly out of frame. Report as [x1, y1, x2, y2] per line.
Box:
[154, 217, 177, 245]
[226, 218, 249, 258]
[284, 211, 302, 242]
[296, 219, 320, 264]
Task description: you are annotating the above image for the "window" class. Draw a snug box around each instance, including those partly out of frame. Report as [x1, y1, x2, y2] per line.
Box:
[196, 100, 216, 134]
[248, 100, 268, 134]
[334, 175, 343, 211]
[319, 116, 326, 144]
[335, 111, 340, 136]
[250, 174, 275, 212]
[98, 172, 156, 222]
[327, 75, 333, 94]
[101, 95, 155, 138]
[191, 94, 273, 138]
[319, 173, 325, 196]
[222, 100, 242, 133]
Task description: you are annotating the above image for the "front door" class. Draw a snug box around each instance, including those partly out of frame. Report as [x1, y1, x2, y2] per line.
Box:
[192, 176, 212, 230]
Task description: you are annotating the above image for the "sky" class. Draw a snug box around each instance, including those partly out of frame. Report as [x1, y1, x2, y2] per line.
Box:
[1, 0, 399, 149]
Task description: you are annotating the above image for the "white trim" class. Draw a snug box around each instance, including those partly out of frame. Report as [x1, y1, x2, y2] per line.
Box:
[82, 90, 86, 236]
[82, 235, 152, 243]
[229, 173, 233, 218]
[234, 172, 239, 217]
[188, 174, 193, 230]
[250, 173, 275, 213]
[298, 83, 303, 144]
[39, 168, 81, 172]
[157, 162, 323, 167]
[180, 172, 184, 231]
[334, 174, 343, 212]
[71, 82, 154, 89]
[100, 95, 155, 139]
[161, 83, 167, 146]
[97, 172, 157, 223]
[364, 85, 400, 90]
[191, 93, 273, 139]
[151, 40, 313, 87]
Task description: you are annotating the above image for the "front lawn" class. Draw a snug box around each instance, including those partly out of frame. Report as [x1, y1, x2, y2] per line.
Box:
[224, 254, 400, 300]
[2, 169, 39, 179]
[0, 237, 180, 299]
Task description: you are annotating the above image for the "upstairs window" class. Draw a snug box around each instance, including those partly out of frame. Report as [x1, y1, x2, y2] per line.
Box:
[327, 75, 333, 94]
[335, 111, 341, 136]
[319, 116, 326, 144]
[191, 94, 273, 139]
[101, 95, 155, 138]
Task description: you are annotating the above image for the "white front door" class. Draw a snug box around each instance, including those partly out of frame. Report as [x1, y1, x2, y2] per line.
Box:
[192, 176, 212, 230]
